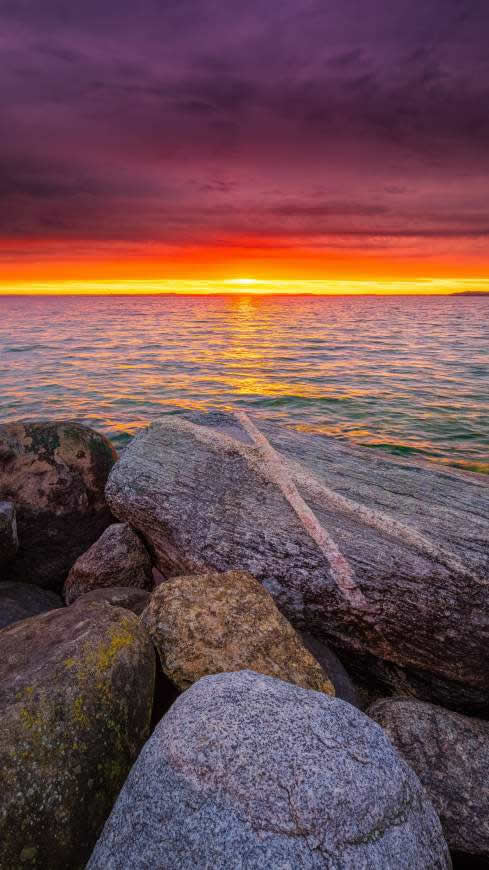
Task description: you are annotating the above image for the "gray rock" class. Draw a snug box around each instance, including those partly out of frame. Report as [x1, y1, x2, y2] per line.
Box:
[0, 421, 117, 590]
[74, 585, 150, 615]
[0, 581, 62, 629]
[0, 601, 155, 870]
[369, 696, 489, 861]
[64, 522, 152, 604]
[299, 631, 361, 708]
[88, 670, 450, 870]
[0, 500, 18, 567]
[105, 411, 489, 713]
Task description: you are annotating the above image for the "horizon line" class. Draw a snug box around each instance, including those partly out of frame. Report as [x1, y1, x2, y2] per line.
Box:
[0, 290, 486, 297]
[1, 276, 489, 296]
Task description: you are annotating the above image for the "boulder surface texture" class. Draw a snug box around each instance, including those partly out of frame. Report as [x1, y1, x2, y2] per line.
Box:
[0, 601, 155, 870]
[0, 500, 18, 567]
[0, 421, 117, 590]
[88, 670, 451, 870]
[369, 696, 489, 861]
[141, 570, 334, 694]
[0, 581, 62, 630]
[106, 410, 489, 713]
[74, 585, 150, 615]
[64, 522, 152, 604]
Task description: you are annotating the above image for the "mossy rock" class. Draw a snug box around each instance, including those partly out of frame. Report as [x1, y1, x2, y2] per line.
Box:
[0, 421, 117, 590]
[0, 601, 155, 869]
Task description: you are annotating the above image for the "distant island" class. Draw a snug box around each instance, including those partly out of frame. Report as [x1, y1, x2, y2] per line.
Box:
[453, 290, 489, 296]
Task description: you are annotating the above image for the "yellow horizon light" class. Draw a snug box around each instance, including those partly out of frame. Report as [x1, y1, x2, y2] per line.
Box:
[1, 277, 489, 295]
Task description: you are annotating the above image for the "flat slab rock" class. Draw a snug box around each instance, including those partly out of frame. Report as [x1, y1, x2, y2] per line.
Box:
[0, 500, 18, 567]
[0, 600, 155, 870]
[369, 697, 489, 861]
[64, 522, 152, 604]
[0, 421, 117, 590]
[141, 570, 334, 694]
[88, 670, 450, 869]
[0, 581, 62, 630]
[105, 411, 489, 713]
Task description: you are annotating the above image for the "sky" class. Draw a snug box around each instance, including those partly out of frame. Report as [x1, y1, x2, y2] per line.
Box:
[1, 0, 489, 292]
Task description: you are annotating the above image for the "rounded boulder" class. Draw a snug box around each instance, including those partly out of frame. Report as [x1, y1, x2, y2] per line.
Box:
[0, 421, 117, 590]
[64, 522, 152, 604]
[0, 601, 155, 869]
[88, 670, 451, 869]
[369, 696, 489, 862]
[141, 570, 334, 694]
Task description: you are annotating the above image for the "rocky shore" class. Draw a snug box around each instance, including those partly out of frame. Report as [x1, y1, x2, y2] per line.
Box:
[1, 412, 488, 868]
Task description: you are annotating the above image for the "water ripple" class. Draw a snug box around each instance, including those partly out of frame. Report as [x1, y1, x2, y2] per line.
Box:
[0, 294, 488, 473]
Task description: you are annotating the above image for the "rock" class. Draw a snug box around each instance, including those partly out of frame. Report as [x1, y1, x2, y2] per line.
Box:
[105, 411, 489, 713]
[0, 601, 155, 870]
[74, 585, 150, 615]
[0, 421, 117, 590]
[0, 581, 62, 629]
[0, 500, 18, 567]
[64, 522, 152, 605]
[299, 631, 361, 708]
[87, 670, 451, 869]
[369, 697, 489, 862]
[141, 570, 334, 694]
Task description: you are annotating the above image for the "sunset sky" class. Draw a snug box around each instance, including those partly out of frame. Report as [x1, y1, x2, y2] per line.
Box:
[1, 0, 489, 293]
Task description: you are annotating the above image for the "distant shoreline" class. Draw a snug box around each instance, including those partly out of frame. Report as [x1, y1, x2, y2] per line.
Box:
[2, 291, 489, 298]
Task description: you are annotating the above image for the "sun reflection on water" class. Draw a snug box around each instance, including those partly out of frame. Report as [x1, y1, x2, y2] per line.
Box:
[0, 293, 488, 473]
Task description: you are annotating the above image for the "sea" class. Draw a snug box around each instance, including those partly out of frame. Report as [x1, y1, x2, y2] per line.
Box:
[1, 293, 488, 473]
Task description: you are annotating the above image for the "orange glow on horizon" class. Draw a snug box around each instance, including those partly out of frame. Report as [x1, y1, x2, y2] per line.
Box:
[2, 277, 489, 295]
[1, 236, 488, 294]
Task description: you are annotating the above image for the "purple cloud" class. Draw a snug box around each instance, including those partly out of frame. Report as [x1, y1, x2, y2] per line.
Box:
[1, 0, 488, 265]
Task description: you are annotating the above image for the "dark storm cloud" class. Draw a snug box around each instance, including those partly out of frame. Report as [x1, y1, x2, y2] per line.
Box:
[1, 0, 488, 257]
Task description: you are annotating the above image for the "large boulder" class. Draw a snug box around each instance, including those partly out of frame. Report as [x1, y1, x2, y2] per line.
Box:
[88, 670, 451, 869]
[0, 500, 18, 567]
[64, 522, 152, 604]
[0, 581, 62, 629]
[141, 570, 334, 694]
[105, 411, 489, 713]
[369, 697, 489, 862]
[0, 421, 117, 590]
[0, 601, 155, 870]
[74, 585, 150, 615]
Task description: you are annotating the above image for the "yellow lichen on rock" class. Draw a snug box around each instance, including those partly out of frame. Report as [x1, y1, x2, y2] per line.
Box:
[0, 602, 155, 870]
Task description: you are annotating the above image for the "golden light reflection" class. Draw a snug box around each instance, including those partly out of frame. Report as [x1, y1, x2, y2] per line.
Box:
[223, 295, 271, 399]
[2, 277, 489, 295]
[1, 285, 487, 475]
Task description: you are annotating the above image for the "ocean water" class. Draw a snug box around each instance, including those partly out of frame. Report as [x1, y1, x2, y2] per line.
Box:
[0, 294, 488, 473]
